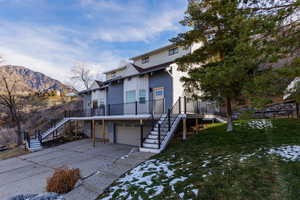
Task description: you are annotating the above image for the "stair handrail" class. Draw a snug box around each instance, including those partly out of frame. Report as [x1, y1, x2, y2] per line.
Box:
[157, 97, 182, 149]
[24, 131, 30, 149]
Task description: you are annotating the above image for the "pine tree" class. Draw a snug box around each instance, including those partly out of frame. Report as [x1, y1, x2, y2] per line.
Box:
[171, 0, 300, 131]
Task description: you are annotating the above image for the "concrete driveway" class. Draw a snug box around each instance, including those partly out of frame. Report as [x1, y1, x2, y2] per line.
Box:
[0, 139, 153, 200]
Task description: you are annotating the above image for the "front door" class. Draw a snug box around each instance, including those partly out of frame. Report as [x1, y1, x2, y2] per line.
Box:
[152, 87, 164, 114]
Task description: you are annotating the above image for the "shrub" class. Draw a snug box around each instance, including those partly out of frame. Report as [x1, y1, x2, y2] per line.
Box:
[46, 167, 80, 194]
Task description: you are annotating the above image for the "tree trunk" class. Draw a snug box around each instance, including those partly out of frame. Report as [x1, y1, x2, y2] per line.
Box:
[11, 108, 23, 146]
[226, 97, 233, 132]
[16, 119, 23, 145]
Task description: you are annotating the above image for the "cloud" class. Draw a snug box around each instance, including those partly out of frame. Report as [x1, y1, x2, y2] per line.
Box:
[0, 20, 123, 85]
[0, 0, 188, 89]
[81, 0, 186, 42]
[93, 10, 183, 42]
[80, 0, 125, 11]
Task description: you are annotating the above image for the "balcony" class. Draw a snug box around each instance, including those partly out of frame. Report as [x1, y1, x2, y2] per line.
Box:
[66, 97, 221, 119]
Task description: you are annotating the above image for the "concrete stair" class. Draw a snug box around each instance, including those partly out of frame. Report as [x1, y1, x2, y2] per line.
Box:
[26, 139, 42, 152]
[140, 113, 182, 153]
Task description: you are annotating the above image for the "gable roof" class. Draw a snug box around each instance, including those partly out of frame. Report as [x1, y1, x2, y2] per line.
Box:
[129, 44, 176, 60]
[95, 80, 103, 87]
[132, 61, 173, 74]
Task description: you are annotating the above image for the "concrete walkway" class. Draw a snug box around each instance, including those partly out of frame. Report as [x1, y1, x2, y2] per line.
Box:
[0, 139, 153, 200]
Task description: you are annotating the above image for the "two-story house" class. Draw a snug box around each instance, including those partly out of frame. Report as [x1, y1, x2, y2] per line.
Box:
[31, 42, 220, 153]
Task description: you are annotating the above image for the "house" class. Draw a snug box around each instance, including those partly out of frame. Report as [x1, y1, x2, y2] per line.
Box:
[29, 43, 220, 153]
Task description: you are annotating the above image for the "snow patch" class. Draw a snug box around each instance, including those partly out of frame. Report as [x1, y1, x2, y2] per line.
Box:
[248, 119, 273, 129]
[268, 146, 300, 161]
[240, 153, 256, 162]
[101, 159, 189, 199]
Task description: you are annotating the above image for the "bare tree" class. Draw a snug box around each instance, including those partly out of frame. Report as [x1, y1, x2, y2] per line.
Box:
[70, 63, 93, 90]
[0, 76, 23, 145]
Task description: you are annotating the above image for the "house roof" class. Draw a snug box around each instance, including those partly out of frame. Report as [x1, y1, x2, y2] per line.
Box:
[95, 80, 103, 87]
[103, 66, 126, 74]
[129, 43, 176, 60]
[132, 61, 173, 74]
[78, 62, 173, 95]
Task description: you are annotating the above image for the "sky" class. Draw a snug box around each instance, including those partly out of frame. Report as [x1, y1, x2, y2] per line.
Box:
[0, 0, 188, 85]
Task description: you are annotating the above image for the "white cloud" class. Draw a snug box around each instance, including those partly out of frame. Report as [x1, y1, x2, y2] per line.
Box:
[92, 9, 183, 42]
[80, 0, 125, 11]
[81, 0, 186, 42]
[0, 20, 123, 86]
[0, 0, 187, 90]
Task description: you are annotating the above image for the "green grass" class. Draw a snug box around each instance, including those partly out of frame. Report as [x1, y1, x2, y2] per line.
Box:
[98, 119, 300, 200]
[0, 146, 28, 160]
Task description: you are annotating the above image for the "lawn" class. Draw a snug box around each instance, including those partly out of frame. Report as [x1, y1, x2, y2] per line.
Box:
[0, 146, 28, 160]
[98, 119, 300, 200]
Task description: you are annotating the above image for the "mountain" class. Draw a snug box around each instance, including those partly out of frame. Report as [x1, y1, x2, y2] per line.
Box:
[0, 65, 75, 94]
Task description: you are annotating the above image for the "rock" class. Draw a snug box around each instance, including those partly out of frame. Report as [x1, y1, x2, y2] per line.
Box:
[7, 193, 65, 200]
[0, 145, 9, 151]
[6, 194, 37, 200]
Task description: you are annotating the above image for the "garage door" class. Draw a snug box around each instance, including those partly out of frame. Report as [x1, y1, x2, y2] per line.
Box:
[116, 125, 140, 146]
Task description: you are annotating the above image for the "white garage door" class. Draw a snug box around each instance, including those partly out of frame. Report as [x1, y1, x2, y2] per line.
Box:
[116, 125, 140, 146]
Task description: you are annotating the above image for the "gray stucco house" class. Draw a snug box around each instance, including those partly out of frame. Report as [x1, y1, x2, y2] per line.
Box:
[23, 43, 220, 153]
[73, 43, 220, 153]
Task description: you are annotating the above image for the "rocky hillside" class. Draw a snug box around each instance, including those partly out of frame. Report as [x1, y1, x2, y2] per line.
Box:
[0, 65, 74, 94]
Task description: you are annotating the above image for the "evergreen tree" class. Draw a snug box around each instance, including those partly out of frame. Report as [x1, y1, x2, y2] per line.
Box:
[171, 0, 300, 131]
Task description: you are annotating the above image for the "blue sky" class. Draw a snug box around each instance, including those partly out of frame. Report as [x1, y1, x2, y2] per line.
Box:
[0, 0, 188, 83]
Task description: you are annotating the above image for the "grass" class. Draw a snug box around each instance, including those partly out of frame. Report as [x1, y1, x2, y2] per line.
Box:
[0, 146, 28, 160]
[98, 119, 300, 200]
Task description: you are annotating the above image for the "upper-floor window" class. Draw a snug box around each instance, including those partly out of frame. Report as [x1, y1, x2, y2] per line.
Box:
[141, 56, 149, 64]
[110, 72, 116, 78]
[139, 89, 146, 104]
[126, 90, 136, 103]
[168, 47, 179, 56]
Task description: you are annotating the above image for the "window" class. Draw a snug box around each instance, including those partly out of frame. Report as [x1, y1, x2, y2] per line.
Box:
[168, 47, 179, 56]
[141, 56, 149, 64]
[126, 90, 136, 103]
[139, 89, 146, 104]
[92, 100, 98, 108]
[155, 89, 163, 97]
[110, 72, 116, 78]
[99, 97, 105, 105]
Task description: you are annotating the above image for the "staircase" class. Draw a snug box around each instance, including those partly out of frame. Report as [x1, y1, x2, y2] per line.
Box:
[26, 139, 43, 152]
[24, 118, 71, 152]
[41, 118, 71, 142]
[140, 98, 183, 153]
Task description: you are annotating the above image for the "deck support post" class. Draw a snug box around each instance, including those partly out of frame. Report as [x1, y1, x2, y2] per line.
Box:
[102, 119, 105, 143]
[92, 120, 95, 147]
[183, 118, 187, 140]
[75, 120, 78, 139]
[140, 120, 143, 148]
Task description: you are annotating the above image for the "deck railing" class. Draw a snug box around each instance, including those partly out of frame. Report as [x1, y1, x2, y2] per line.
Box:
[67, 98, 166, 118]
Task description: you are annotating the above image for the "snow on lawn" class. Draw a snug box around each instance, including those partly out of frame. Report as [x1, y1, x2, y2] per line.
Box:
[248, 119, 273, 129]
[268, 146, 300, 161]
[101, 159, 198, 199]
